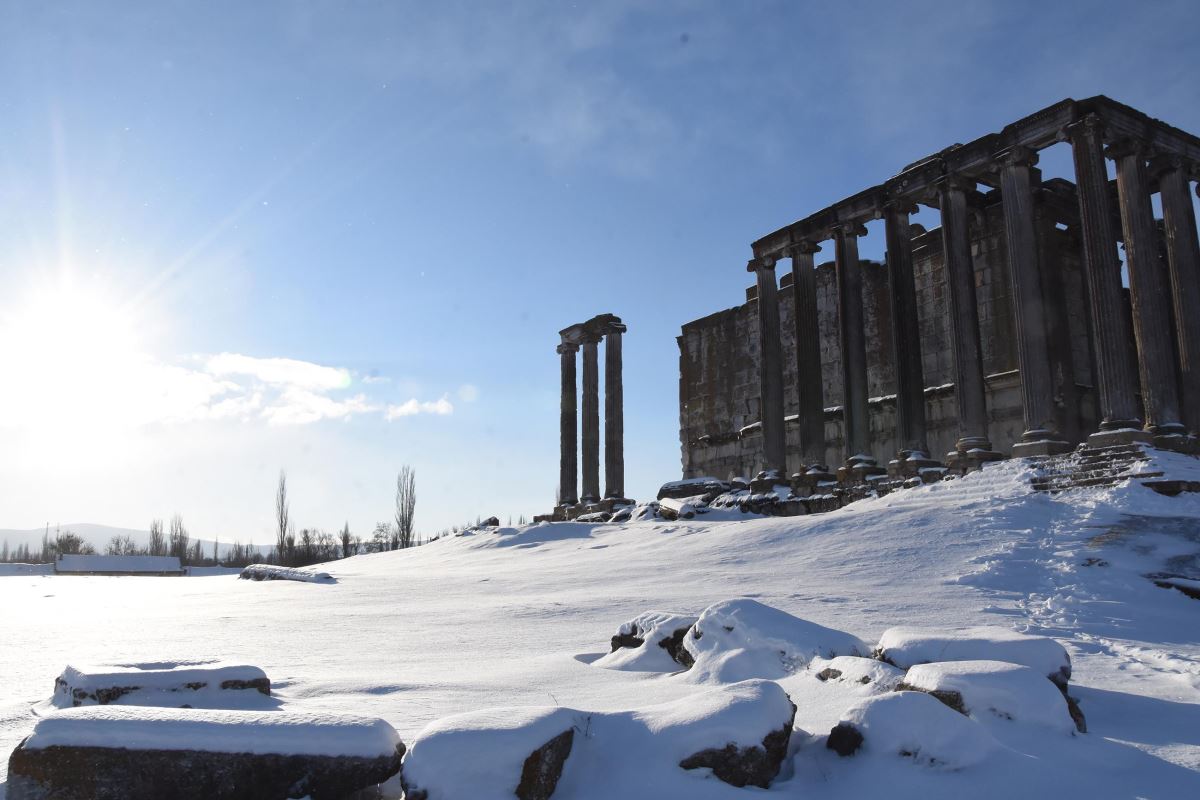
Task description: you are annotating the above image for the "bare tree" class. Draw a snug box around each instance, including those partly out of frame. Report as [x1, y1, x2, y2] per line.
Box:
[169, 514, 190, 563]
[148, 519, 166, 556]
[275, 470, 290, 566]
[106, 534, 137, 555]
[339, 522, 352, 559]
[395, 465, 417, 549]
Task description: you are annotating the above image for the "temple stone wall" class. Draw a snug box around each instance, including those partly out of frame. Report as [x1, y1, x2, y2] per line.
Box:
[679, 184, 1099, 480]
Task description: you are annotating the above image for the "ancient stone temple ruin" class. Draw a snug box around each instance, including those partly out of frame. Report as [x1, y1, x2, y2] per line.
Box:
[678, 96, 1199, 484]
[543, 313, 630, 521]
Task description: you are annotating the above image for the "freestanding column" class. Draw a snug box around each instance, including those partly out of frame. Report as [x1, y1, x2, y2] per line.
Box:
[1110, 140, 1186, 436]
[937, 175, 997, 462]
[1067, 115, 1142, 435]
[790, 240, 825, 467]
[833, 223, 872, 464]
[580, 332, 602, 502]
[883, 201, 932, 460]
[998, 146, 1070, 455]
[750, 257, 786, 474]
[1150, 155, 1200, 435]
[557, 341, 579, 506]
[604, 324, 627, 499]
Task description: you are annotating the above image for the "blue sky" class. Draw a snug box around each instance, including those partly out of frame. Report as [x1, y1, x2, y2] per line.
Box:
[1, 0, 1197, 542]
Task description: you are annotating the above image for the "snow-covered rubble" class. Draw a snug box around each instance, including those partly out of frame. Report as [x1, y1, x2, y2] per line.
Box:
[809, 655, 905, 690]
[238, 563, 334, 583]
[874, 625, 1072, 686]
[899, 660, 1079, 734]
[401, 680, 796, 799]
[682, 598, 870, 683]
[593, 611, 697, 672]
[52, 662, 270, 708]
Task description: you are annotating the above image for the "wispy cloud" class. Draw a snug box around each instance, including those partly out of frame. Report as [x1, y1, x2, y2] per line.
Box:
[206, 352, 351, 391]
[385, 395, 454, 421]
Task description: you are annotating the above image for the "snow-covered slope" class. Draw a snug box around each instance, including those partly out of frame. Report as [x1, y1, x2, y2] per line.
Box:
[2, 458, 1199, 797]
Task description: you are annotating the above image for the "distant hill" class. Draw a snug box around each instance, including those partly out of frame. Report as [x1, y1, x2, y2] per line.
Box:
[0, 523, 247, 558]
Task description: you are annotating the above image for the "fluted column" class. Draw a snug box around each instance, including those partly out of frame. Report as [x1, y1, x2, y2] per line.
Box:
[998, 146, 1070, 455]
[833, 223, 872, 464]
[750, 257, 786, 474]
[884, 201, 931, 459]
[790, 240, 825, 467]
[1110, 139, 1185, 435]
[1067, 115, 1142, 434]
[1150, 155, 1200, 435]
[557, 341, 579, 506]
[580, 333, 602, 502]
[604, 325, 627, 499]
[937, 175, 995, 459]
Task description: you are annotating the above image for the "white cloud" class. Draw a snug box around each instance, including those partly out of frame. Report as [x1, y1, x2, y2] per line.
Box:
[207, 352, 351, 391]
[385, 395, 454, 421]
[263, 389, 378, 426]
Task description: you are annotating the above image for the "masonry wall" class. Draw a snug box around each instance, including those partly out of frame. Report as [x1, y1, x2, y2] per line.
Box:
[678, 182, 1102, 480]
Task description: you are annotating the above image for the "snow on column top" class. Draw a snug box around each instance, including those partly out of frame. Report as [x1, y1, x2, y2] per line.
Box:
[23, 706, 402, 758]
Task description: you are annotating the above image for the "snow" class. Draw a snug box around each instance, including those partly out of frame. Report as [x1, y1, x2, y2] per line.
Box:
[239, 563, 334, 583]
[808, 655, 905, 690]
[593, 611, 696, 672]
[22, 706, 401, 758]
[876, 625, 1071, 684]
[402, 680, 794, 800]
[836, 690, 999, 769]
[682, 598, 870, 683]
[53, 662, 268, 708]
[55, 554, 182, 574]
[901, 660, 1077, 734]
[2, 457, 1200, 797]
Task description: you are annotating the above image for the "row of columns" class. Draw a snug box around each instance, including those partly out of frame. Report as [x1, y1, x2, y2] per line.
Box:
[558, 315, 627, 506]
[751, 115, 1199, 475]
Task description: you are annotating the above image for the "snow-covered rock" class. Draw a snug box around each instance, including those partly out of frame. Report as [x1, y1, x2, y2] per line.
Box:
[874, 626, 1072, 686]
[682, 598, 870, 683]
[238, 563, 335, 583]
[899, 660, 1079, 734]
[594, 610, 697, 672]
[53, 662, 270, 708]
[401, 680, 796, 798]
[809, 655, 904, 690]
[828, 690, 999, 769]
[7, 706, 405, 800]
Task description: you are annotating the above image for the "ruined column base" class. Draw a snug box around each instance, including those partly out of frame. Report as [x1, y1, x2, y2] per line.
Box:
[1152, 433, 1200, 455]
[1012, 439, 1073, 458]
[837, 459, 887, 486]
[887, 454, 946, 483]
[791, 467, 837, 497]
[1086, 428, 1153, 448]
[945, 449, 1005, 474]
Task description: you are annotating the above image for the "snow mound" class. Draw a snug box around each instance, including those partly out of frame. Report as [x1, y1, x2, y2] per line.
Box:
[901, 660, 1078, 734]
[834, 690, 999, 769]
[682, 598, 869, 683]
[875, 626, 1071, 685]
[239, 563, 335, 583]
[402, 680, 796, 798]
[593, 610, 697, 672]
[810, 655, 904, 690]
[23, 705, 403, 758]
[53, 662, 270, 708]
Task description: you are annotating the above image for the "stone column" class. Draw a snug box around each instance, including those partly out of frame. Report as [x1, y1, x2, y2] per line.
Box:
[1110, 139, 1186, 436]
[998, 146, 1070, 456]
[557, 341, 579, 506]
[750, 257, 786, 474]
[1067, 115, 1143, 439]
[790, 240, 826, 468]
[604, 325, 627, 499]
[833, 223, 875, 469]
[1150, 155, 1200, 435]
[580, 332, 602, 503]
[937, 175, 998, 466]
[883, 201, 934, 465]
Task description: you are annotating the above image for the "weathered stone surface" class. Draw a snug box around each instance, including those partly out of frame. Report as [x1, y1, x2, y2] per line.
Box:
[825, 722, 864, 757]
[515, 729, 574, 800]
[6, 740, 404, 800]
[896, 682, 968, 715]
[678, 708, 794, 789]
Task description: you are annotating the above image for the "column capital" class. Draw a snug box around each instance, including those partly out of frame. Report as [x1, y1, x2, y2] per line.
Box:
[746, 256, 777, 273]
[831, 221, 868, 238]
[883, 197, 919, 215]
[934, 172, 975, 195]
[1105, 137, 1146, 161]
[1064, 112, 1105, 141]
[996, 145, 1039, 169]
[788, 239, 822, 256]
[578, 330, 603, 345]
[1148, 152, 1187, 178]
[556, 341, 579, 355]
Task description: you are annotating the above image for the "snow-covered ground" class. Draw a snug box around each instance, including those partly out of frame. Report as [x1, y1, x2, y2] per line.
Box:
[2, 457, 1199, 797]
